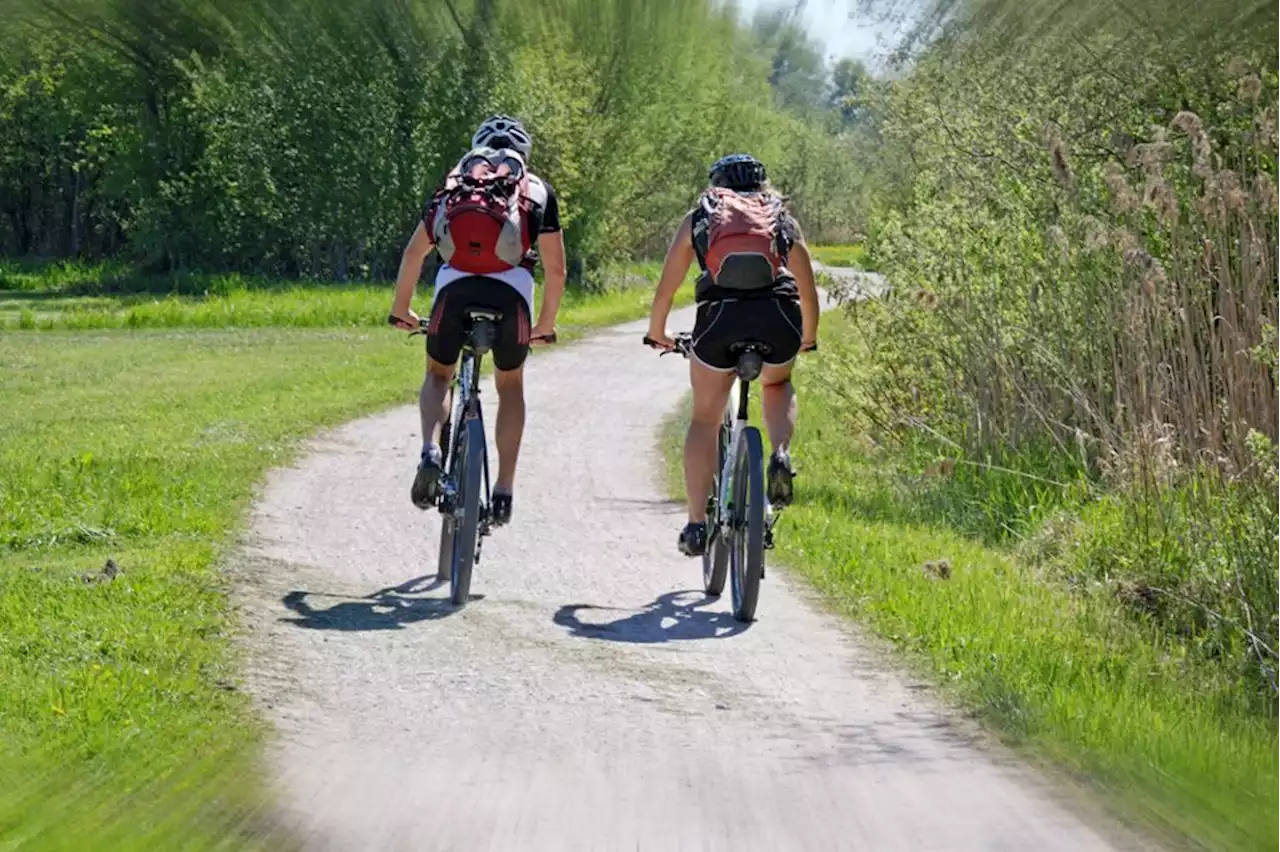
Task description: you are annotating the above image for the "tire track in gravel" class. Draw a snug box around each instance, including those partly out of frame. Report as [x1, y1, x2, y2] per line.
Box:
[234, 270, 1155, 851]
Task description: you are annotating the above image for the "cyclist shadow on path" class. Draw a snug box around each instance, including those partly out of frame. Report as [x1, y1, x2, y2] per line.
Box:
[281, 575, 466, 632]
[554, 590, 750, 644]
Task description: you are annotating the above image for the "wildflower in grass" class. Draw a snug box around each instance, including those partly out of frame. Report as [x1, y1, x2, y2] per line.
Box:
[1046, 225, 1069, 263]
[1123, 246, 1152, 269]
[1238, 73, 1262, 104]
[1248, 232, 1267, 272]
[1142, 177, 1179, 228]
[1142, 258, 1168, 299]
[1103, 161, 1137, 213]
[1130, 131, 1174, 177]
[1256, 105, 1277, 150]
[915, 288, 938, 309]
[1253, 173, 1277, 215]
[1111, 227, 1140, 253]
[1171, 110, 1214, 180]
[1048, 136, 1074, 187]
[1082, 216, 1109, 252]
[1216, 170, 1248, 215]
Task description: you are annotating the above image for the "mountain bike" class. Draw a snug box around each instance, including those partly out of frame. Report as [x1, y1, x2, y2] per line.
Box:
[411, 309, 554, 606]
[644, 332, 814, 622]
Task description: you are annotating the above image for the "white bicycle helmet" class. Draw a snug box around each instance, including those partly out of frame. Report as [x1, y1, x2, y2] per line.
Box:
[471, 115, 532, 160]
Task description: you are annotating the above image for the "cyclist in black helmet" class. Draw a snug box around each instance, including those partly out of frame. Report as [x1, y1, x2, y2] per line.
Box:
[646, 153, 819, 557]
[389, 115, 566, 526]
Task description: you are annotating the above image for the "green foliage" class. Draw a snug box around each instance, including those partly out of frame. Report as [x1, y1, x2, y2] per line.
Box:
[845, 0, 1279, 699]
[0, 0, 869, 276]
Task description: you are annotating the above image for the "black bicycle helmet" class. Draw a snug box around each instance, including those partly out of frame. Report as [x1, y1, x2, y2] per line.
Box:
[472, 114, 532, 159]
[709, 153, 767, 190]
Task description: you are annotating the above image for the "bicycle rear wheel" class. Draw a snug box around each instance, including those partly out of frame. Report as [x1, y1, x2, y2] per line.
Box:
[702, 412, 731, 596]
[449, 418, 486, 606]
[729, 426, 766, 622]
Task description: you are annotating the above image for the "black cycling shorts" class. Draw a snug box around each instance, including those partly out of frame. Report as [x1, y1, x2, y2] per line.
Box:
[426, 276, 531, 372]
[691, 297, 803, 371]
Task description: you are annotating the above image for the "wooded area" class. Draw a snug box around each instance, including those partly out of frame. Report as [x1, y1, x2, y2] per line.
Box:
[0, 0, 872, 280]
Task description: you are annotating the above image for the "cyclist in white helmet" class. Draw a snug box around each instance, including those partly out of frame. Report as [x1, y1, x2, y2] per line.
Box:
[388, 115, 567, 526]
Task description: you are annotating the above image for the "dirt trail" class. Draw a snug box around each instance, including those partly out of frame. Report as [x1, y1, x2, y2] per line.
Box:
[237, 272, 1151, 851]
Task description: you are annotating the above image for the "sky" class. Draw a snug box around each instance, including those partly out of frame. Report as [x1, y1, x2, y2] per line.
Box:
[731, 0, 914, 65]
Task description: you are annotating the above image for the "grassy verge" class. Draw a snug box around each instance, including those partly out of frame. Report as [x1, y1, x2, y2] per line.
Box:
[810, 243, 870, 269]
[0, 272, 692, 850]
[660, 310, 1277, 851]
[0, 267, 693, 333]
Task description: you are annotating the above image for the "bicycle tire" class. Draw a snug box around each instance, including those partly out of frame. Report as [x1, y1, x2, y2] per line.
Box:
[436, 514, 455, 582]
[702, 413, 731, 596]
[435, 387, 461, 582]
[449, 418, 486, 606]
[729, 426, 766, 622]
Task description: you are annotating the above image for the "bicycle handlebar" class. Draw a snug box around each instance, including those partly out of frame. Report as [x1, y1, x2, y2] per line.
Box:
[644, 334, 817, 356]
[643, 333, 693, 358]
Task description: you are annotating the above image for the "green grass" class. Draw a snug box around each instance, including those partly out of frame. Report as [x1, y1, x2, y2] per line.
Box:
[810, 243, 870, 269]
[0, 270, 693, 334]
[0, 258, 134, 293]
[660, 311, 1278, 851]
[0, 270, 694, 850]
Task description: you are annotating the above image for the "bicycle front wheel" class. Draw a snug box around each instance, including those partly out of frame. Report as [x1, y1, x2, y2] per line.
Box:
[449, 418, 486, 606]
[729, 426, 766, 622]
[436, 514, 455, 583]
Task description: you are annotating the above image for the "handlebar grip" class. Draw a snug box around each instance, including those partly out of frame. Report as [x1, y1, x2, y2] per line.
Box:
[534, 333, 557, 344]
[802, 341, 818, 353]
[388, 313, 428, 331]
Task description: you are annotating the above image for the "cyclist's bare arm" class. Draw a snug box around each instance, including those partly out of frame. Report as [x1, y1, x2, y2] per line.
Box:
[534, 230, 566, 339]
[789, 238, 819, 349]
[390, 221, 435, 328]
[647, 213, 695, 344]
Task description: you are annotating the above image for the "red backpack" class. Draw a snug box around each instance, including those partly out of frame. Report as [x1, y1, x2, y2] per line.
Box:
[694, 187, 786, 290]
[426, 148, 532, 275]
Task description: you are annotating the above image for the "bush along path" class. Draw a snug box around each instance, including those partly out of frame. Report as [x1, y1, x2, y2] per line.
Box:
[235, 276, 1153, 851]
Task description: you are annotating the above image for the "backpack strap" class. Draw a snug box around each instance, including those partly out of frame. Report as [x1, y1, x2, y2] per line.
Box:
[770, 198, 793, 262]
[690, 190, 719, 273]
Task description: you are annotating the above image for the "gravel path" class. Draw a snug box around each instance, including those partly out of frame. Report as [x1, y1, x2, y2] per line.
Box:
[236, 272, 1151, 851]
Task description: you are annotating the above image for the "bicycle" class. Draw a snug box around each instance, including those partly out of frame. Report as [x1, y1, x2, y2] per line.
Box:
[644, 332, 815, 622]
[404, 309, 554, 606]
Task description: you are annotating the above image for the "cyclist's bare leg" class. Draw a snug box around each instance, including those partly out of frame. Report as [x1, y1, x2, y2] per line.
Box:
[419, 356, 455, 450]
[685, 360, 735, 523]
[410, 356, 456, 509]
[761, 361, 798, 506]
[760, 362, 796, 451]
[492, 365, 525, 494]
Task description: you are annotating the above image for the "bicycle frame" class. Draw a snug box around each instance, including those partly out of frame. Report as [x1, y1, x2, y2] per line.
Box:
[715, 374, 752, 531]
[438, 329, 493, 538]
